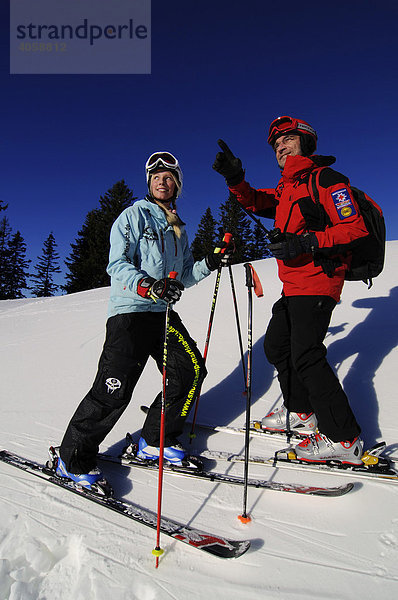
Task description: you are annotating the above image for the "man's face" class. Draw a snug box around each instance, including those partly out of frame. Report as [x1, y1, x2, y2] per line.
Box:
[150, 170, 176, 203]
[274, 134, 302, 169]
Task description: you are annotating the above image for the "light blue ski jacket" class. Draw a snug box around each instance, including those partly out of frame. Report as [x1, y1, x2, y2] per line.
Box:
[107, 197, 211, 317]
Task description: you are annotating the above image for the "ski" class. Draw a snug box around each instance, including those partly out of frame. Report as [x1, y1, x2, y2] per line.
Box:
[193, 420, 308, 443]
[97, 450, 354, 497]
[0, 450, 250, 559]
[200, 442, 398, 484]
[140, 404, 308, 442]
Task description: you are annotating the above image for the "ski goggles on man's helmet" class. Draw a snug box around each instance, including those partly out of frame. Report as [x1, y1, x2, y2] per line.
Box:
[145, 152, 180, 174]
[267, 116, 317, 147]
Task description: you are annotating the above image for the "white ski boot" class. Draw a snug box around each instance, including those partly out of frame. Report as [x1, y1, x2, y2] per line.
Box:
[261, 405, 318, 434]
[294, 433, 364, 465]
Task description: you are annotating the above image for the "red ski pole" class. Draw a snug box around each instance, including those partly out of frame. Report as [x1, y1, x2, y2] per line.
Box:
[153, 270, 178, 567]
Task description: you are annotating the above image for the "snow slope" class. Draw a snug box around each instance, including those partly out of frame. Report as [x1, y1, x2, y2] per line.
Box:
[1, 242, 398, 600]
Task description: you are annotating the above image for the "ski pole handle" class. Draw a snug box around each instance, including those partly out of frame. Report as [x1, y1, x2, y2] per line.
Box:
[168, 271, 178, 279]
[214, 232, 233, 254]
[244, 263, 254, 288]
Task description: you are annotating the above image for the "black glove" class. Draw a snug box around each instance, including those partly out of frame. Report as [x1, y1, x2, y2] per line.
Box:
[268, 232, 318, 261]
[137, 276, 185, 303]
[205, 237, 235, 271]
[212, 139, 244, 186]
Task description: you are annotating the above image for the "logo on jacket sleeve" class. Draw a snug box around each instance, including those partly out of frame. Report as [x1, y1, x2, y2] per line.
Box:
[331, 188, 357, 220]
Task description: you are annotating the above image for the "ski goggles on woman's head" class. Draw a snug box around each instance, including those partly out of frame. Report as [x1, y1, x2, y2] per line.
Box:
[145, 152, 179, 173]
[267, 116, 317, 146]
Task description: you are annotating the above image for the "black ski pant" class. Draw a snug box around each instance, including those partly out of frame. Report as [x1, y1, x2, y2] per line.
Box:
[263, 295, 360, 442]
[60, 311, 206, 474]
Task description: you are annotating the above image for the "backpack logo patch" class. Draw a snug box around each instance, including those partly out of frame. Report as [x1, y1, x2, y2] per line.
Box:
[331, 188, 357, 220]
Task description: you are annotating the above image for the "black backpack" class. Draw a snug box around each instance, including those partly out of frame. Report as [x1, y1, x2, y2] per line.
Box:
[309, 171, 386, 288]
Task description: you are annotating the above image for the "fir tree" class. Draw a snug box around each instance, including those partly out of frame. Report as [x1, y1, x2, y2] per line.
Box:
[248, 222, 271, 261]
[64, 180, 136, 294]
[4, 231, 30, 299]
[0, 216, 12, 299]
[190, 207, 218, 261]
[218, 194, 253, 264]
[30, 232, 61, 297]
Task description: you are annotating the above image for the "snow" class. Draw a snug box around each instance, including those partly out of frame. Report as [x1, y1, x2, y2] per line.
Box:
[1, 242, 398, 599]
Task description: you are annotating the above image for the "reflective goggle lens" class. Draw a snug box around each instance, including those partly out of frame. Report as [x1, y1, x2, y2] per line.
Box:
[146, 152, 178, 170]
[267, 116, 297, 144]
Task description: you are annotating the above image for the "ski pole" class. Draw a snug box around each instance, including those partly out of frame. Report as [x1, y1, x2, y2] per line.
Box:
[228, 192, 272, 239]
[228, 264, 246, 392]
[153, 270, 178, 568]
[238, 263, 254, 524]
[189, 232, 233, 442]
[229, 192, 286, 250]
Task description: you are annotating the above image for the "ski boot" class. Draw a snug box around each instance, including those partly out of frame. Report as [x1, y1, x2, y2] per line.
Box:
[294, 433, 364, 465]
[46, 447, 113, 497]
[261, 405, 318, 435]
[122, 434, 202, 472]
[136, 436, 186, 464]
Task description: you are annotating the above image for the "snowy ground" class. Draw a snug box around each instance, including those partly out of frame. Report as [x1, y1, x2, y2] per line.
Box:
[1, 242, 397, 600]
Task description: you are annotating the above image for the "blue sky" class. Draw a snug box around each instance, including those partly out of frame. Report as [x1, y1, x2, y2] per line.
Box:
[1, 0, 397, 288]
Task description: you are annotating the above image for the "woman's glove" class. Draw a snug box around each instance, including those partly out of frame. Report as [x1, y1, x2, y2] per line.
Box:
[137, 276, 185, 303]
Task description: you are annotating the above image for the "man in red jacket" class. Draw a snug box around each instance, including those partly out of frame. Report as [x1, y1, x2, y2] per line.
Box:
[213, 116, 369, 464]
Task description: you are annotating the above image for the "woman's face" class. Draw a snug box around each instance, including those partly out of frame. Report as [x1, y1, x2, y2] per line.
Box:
[150, 170, 176, 202]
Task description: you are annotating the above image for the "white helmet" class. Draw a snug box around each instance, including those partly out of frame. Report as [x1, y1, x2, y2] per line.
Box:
[145, 151, 183, 198]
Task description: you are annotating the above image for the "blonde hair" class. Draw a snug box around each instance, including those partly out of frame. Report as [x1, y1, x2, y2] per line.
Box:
[153, 200, 183, 238]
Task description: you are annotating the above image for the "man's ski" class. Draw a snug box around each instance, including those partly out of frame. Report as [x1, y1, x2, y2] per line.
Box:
[140, 404, 308, 442]
[194, 420, 307, 443]
[0, 450, 250, 559]
[98, 451, 354, 497]
[200, 442, 398, 484]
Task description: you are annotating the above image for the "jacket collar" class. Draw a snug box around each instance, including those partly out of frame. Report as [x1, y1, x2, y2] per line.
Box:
[144, 195, 185, 230]
[282, 154, 336, 183]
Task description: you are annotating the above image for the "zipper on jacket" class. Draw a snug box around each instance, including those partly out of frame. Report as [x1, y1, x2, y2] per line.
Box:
[160, 230, 164, 252]
[282, 198, 299, 233]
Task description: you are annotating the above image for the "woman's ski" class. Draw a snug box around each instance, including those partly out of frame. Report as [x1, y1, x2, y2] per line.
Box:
[0, 449, 250, 559]
[98, 449, 354, 497]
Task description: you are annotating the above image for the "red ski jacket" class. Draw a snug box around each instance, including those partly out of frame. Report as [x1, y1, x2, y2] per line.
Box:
[229, 155, 369, 301]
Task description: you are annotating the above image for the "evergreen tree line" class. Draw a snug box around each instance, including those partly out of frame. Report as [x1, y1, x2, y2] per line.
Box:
[0, 196, 61, 299]
[0, 180, 270, 300]
[0, 181, 136, 299]
[190, 193, 270, 263]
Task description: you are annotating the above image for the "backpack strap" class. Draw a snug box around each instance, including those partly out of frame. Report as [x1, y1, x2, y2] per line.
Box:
[297, 168, 332, 232]
[307, 168, 343, 277]
[308, 168, 324, 220]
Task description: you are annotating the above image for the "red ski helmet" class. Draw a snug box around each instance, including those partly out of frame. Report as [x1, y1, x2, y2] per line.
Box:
[267, 116, 317, 156]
